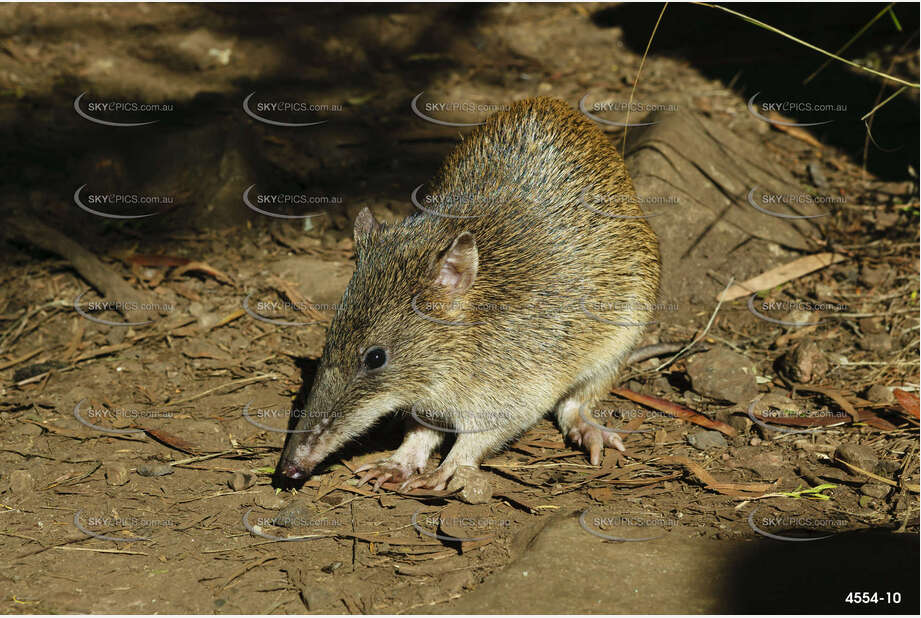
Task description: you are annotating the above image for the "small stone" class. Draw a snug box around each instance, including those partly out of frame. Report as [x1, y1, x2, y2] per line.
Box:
[858, 495, 876, 509]
[860, 484, 890, 499]
[321, 561, 343, 574]
[750, 437, 762, 446]
[834, 444, 878, 475]
[652, 376, 673, 394]
[105, 462, 129, 486]
[136, 463, 173, 477]
[859, 333, 893, 352]
[448, 466, 493, 504]
[876, 459, 900, 475]
[10, 470, 33, 494]
[807, 161, 828, 188]
[687, 430, 728, 450]
[229, 472, 255, 491]
[727, 414, 752, 434]
[864, 384, 894, 404]
[255, 492, 286, 510]
[685, 348, 759, 403]
[778, 342, 828, 384]
[858, 316, 885, 334]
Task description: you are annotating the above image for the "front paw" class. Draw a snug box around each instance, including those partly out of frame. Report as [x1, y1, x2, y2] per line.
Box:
[355, 458, 420, 491]
[399, 461, 459, 492]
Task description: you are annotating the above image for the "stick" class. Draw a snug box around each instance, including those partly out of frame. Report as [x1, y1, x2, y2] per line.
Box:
[4, 218, 155, 323]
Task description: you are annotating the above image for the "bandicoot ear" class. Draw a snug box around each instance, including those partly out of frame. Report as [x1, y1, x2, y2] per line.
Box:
[353, 207, 381, 243]
[434, 232, 478, 295]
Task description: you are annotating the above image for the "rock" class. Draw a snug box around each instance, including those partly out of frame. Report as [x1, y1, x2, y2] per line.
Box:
[229, 472, 255, 491]
[651, 376, 673, 394]
[448, 466, 493, 504]
[777, 341, 828, 384]
[105, 462, 129, 486]
[255, 492, 286, 510]
[859, 333, 893, 353]
[188, 301, 205, 317]
[858, 316, 885, 334]
[858, 495, 876, 509]
[863, 384, 894, 404]
[685, 348, 759, 403]
[136, 463, 173, 477]
[807, 161, 828, 188]
[10, 469, 33, 494]
[686, 430, 728, 450]
[876, 459, 900, 475]
[834, 444, 878, 475]
[860, 484, 890, 499]
[727, 414, 752, 434]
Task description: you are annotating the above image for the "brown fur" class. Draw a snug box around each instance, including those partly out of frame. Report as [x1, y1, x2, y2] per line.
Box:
[278, 97, 660, 484]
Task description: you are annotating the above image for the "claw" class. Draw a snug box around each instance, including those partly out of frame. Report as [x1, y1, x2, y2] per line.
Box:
[399, 465, 454, 492]
[354, 459, 414, 491]
[567, 422, 624, 465]
[372, 473, 392, 492]
[606, 431, 626, 453]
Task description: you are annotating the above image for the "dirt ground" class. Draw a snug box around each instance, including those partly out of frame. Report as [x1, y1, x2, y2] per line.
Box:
[0, 2, 919, 615]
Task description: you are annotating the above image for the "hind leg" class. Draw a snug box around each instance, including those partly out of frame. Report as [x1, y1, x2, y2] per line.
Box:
[555, 370, 626, 466]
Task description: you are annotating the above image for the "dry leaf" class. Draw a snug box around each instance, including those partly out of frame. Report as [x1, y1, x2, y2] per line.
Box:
[717, 253, 847, 302]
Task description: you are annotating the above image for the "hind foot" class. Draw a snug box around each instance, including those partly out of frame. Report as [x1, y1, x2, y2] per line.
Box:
[567, 421, 625, 466]
[557, 399, 625, 466]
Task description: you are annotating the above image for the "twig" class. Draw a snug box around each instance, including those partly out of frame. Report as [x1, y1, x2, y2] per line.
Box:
[164, 374, 279, 407]
[55, 546, 147, 556]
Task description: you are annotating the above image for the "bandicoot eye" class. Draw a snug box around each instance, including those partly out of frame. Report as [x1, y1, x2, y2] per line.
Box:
[362, 346, 388, 371]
